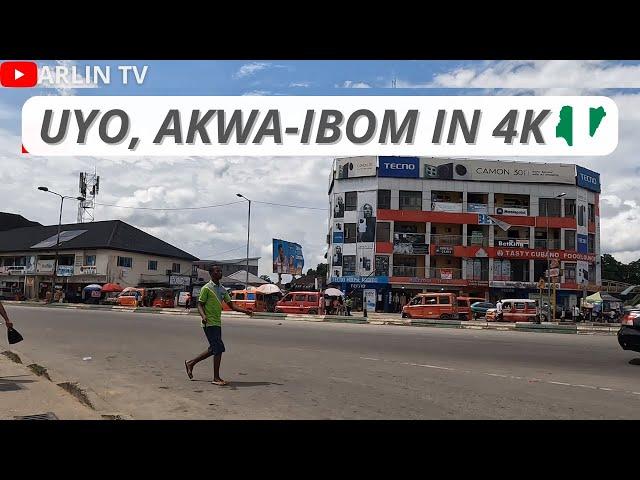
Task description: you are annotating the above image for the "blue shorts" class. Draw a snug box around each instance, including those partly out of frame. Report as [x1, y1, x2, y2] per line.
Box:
[203, 326, 226, 355]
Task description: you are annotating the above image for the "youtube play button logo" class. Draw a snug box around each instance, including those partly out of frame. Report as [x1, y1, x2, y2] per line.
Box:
[0, 61, 38, 88]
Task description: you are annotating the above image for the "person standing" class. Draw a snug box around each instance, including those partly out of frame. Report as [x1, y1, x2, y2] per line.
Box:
[345, 296, 353, 316]
[184, 292, 192, 313]
[185, 265, 252, 386]
[496, 299, 503, 322]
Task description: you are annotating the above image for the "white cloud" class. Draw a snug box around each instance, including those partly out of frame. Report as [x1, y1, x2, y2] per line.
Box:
[338, 80, 372, 89]
[289, 82, 310, 88]
[37, 60, 100, 96]
[242, 90, 271, 96]
[234, 62, 270, 79]
[429, 61, 640, 89]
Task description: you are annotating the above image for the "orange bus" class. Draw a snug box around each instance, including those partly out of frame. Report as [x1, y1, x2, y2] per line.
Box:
[401, 293, 459, 320]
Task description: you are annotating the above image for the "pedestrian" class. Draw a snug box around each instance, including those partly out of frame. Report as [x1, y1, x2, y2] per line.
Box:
[184, 265, 252, 386]
[496, 299, 503, 321]
[0, 300, 13, 331]
[184, 292, 192, 312]
[345, 297, 353, 316]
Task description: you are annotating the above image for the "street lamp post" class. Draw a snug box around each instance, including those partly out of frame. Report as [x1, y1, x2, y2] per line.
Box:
[38, 187, 85, 303]
[545, 192, 566, 321]
[236, 194, 251, 288]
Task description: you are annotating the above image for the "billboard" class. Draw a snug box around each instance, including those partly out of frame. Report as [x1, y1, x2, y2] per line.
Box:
[357, 244, 374, 276]
[332, 245, 343, 267]
[393, 233, 428, 255]
[273, 239, 304, 275]
[333, 192, 345, 219]
[577, 234, 589, 254]
[336, 156, 377, 179]
[378, 156, 420, 178]
[421, 158, 576, 184]
[357, 190, 376, 243]
[576, 166, 601, 193]
[333, 221, 344, 244]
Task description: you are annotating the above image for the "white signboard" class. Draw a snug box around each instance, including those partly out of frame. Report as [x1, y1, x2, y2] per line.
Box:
[37, 260, 55, 273]
[57, 265, 74, 277]
[170, 275, 191, 286]
[495, 207, 528, 216]
[432, 202, 463, 213]
[78, 266, 97, 275]
[421, 158, 577, 184]
[336, 156, 377, 179]
[364, 289, 377, 311]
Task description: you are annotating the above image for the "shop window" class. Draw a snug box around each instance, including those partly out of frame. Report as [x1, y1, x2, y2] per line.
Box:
[376, 222, 391, 242]
[377, 190, 391, 210]
[345, 192, 357, 211]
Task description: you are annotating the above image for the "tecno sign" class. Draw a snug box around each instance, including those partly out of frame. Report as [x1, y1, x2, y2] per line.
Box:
[379, 156, 420, 178]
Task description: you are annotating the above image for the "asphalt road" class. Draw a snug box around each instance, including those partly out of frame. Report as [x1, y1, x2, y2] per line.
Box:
[3, 305, 640, 419]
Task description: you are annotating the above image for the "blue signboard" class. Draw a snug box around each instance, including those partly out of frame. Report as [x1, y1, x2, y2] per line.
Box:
[330, 276, 389, 284]
[478, 214, 493, 225]
[333, 232, 344, 244]
[577, 234, 588, 253]
[576, 166, 601, 193]
[378, 156, 420, 178]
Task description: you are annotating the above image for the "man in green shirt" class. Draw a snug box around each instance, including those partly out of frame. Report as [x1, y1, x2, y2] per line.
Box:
[184, 265, 251, 385]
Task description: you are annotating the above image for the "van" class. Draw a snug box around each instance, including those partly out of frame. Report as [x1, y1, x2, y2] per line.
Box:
[456, 296, 486, 321]
[486, 299, 540, 323]
[116, 288, 145, 307]
[227, 289, 257, 312]
[275, 291, 324, 314]
[401, 293, 459, 320]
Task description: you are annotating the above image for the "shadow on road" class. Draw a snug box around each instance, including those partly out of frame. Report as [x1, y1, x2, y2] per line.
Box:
[190, 379, 283, 388]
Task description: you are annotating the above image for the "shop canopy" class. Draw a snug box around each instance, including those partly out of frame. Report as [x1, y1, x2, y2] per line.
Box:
[585, 292, 621, 304]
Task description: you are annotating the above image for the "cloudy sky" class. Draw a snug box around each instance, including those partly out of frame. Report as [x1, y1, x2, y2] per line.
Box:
[1, 60, 640, 281]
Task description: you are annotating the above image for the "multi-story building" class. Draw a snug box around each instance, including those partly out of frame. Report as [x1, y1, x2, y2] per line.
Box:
[0, 218, 198, 300]
[327, 157, 601, 313]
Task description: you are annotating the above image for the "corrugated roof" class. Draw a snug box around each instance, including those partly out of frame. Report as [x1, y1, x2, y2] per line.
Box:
[0, 219, 198, 261]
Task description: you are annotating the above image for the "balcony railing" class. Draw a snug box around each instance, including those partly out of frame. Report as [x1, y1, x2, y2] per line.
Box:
[430, 234, 463, 246]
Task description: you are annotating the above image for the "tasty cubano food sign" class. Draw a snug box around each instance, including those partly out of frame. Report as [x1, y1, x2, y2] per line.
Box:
[22, 96, 618, 156]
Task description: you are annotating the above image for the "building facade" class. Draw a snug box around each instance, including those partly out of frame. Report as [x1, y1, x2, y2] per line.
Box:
[0, 219, 198, 300]
[327, 157, 601, 313]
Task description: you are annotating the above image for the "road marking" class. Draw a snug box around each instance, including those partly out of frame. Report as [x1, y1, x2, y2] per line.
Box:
[360, 357, 380, 361]
[549, 381, 572, 386]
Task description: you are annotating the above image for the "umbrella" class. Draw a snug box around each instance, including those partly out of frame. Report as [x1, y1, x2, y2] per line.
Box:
[101, 283, 124, 293]
[323, 288, 344, 297]
[83, 284, 102, 290]
[257, 284, 282, 295]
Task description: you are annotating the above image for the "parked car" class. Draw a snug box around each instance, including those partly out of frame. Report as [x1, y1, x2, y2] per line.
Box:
[470, 301, 495, 320]
[457, 296, 486, 320]
[275, 291, 324, 314]
[486, 299, 540, 323]
[401, 293, 459, 320]
[617, 308, 640, 353]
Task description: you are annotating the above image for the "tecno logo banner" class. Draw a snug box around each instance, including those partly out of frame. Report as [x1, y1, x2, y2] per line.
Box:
[378, 156, 420, 178]
[576, 165, 601, 192]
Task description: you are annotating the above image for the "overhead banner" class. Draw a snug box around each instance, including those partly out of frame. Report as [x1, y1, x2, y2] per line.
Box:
[273, 239, 304, 275]
[421, 158, 577, 184]
[336, 157, 377, 179]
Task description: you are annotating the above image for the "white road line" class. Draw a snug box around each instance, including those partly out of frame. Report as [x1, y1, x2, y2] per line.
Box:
[360, 357, 380, 361]
[549, 381, 572, 386]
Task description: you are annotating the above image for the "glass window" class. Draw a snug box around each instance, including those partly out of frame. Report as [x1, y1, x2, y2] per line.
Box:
[588, 234, 595, 254]
[588, 203, 595, 223]
[247, 293, 256, 300]
[425, 297, 437, 305]
[564, 199, 576, 217]
[148, 260, 158, 271]
[564, 263, 576, 280]
[438, 295, 451, 305]
[399, 191, 422, 211]
[345, 192, 357, 211]
[376, 222, 391, 242]
[539, 198, 562, 217]
[378, 190, 391, 210]
[235, 293, 245, 300]
[85, 255, 96, 266]
[172, 263, 181, 273]
[117, 256, 132, 268]
[565, 230, 576, 250]
[343, 255, 356, 275]
[344, 223, 357, 243]
[307, 295, 317, 302]
[294, 294, 306, 301]
[409, 296, 423, 306]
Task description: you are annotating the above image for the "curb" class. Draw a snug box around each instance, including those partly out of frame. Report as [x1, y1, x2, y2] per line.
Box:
[6, 300, 619, 336]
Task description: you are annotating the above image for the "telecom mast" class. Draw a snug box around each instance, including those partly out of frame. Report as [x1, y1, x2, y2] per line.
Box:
[77, 170, 100, 223]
